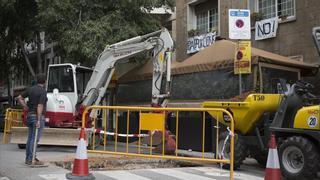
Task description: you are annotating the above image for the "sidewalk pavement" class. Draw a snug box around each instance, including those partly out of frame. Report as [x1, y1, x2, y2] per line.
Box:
[0, 133, 264, 180]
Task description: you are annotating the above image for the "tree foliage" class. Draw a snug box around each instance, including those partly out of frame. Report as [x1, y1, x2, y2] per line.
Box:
[0, 0, 42, 79]
[38, 0, 175, 65]
[0, 0, 39, 104]
[0, 1, 15, 79]
[0, 0, 36, 77]
[0, 0, 175, 80]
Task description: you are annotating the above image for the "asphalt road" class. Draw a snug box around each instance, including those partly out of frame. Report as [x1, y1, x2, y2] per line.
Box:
[0, 133, 264, 180]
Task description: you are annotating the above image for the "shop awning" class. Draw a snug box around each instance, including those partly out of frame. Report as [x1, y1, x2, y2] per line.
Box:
[119, 40, 319, 83]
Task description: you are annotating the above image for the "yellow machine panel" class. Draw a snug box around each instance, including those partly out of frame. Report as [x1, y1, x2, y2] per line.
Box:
[294, 105, 320, 130]
[140, 113, 165, 131]
[203, 94, 282, 134]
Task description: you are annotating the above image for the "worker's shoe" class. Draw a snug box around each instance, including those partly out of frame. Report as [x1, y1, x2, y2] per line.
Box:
[25, 160, 32, 165]
[34, 158, 44, 165]
[25, 158, 44, 165]
[33, 161, 44, 165]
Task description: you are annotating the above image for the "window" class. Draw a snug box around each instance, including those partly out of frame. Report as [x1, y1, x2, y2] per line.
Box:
[196, 11, 208, 34]
[209, 9, 219, 32]
[313, 27, 320, 56]
[196, 8, 219, 34]
[248, 0, 258, 13]
[257, 0, 295, 19]
[277, 0, 295, 18]
[48, 66, 75, 93]
[258, 0, 276, 18]
[76, 67, 92, 95]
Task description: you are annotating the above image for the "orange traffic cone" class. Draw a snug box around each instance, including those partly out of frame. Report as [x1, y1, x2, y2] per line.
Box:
[265, 134, 281, 180]
[66, 128, 95, 180]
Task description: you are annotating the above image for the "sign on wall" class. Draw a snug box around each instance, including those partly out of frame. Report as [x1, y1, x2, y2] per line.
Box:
[187, 32, 216, 54]
[234, 41, 251, 74]
[229, 9, 251, 40]
[255, 17, 278, 40]
[312, 26, 320, 56]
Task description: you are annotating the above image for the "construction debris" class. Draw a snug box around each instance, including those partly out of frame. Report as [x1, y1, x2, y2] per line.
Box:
[55, 156, 202, 171]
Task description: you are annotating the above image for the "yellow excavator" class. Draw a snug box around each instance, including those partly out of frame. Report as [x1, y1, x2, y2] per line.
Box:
[203, 80, 320, 180]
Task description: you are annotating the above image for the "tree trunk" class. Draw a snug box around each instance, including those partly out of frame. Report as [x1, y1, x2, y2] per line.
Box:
[6, 73, 12, 106]
[18, 37, 36, 78]
[2, 48, 13, 106]
[36, 32, 43, 73]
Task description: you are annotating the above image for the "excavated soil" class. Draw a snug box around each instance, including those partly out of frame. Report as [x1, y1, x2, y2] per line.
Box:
[54, 156, 202, 171]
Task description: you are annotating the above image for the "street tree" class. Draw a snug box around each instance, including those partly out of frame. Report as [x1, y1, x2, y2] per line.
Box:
[38, 0, 175, 65]
[0, 0, 36, 104]
[0, 0, 174, 101]
[0, 0, 44, 78]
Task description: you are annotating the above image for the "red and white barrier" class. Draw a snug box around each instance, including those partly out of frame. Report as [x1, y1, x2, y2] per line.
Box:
[95, 129, 149, 138]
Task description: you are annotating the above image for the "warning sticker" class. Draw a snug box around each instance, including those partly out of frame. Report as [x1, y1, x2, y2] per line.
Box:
[307, 116, 318, 128]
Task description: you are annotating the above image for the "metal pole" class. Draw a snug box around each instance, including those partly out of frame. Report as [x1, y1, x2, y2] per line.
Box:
[32, 127, 39, 163]
[239, 73, 242, 95]
[237, 40, 242, 95]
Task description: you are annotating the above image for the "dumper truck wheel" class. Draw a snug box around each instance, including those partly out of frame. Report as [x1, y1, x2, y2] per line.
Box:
[250, 149, 267, 167]
[279, 136, 320, 180]
[218, 132, 247, 169]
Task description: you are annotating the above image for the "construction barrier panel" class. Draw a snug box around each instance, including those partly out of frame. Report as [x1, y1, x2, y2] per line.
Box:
[2, 108, 24, 144]
[82, 105, 235, 180]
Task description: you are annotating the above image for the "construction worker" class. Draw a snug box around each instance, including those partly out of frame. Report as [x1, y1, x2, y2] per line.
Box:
[17, 74, 47, 165]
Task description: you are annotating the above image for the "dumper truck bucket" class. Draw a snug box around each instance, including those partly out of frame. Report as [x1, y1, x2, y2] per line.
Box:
[9, 127, 90, 146]
[203, 94, 282, 134]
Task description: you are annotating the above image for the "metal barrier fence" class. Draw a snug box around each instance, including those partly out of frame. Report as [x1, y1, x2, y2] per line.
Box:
[2, 108, 24, 144]
[82, 105, 235, 180]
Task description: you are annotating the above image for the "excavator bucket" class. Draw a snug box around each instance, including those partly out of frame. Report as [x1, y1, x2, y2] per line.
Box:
[9, 127, 90, 146]
[3, 108, 90, 147]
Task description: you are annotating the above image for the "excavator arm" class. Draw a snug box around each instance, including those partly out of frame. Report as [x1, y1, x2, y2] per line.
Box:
[6, 28, 174, 147]
[81, 28, 174, 108]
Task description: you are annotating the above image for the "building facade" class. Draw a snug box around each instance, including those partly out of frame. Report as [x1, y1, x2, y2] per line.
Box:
[176, 0, 320, 64]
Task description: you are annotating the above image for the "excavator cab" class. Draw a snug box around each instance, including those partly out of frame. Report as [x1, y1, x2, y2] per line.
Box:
[7, 64, 93, 147]
[46, 63, 92, 127]
[47, 64, 92, 101]
[75, 66, 92, 102]
[47, 64, 75, 93]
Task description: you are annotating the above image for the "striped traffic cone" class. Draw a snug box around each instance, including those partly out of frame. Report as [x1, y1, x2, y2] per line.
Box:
[66, 128, 95, 180]
[265, 134, 281, 180]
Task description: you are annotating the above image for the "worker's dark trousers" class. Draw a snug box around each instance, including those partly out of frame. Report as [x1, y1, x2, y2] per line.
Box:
[25, 114, 45, 162]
